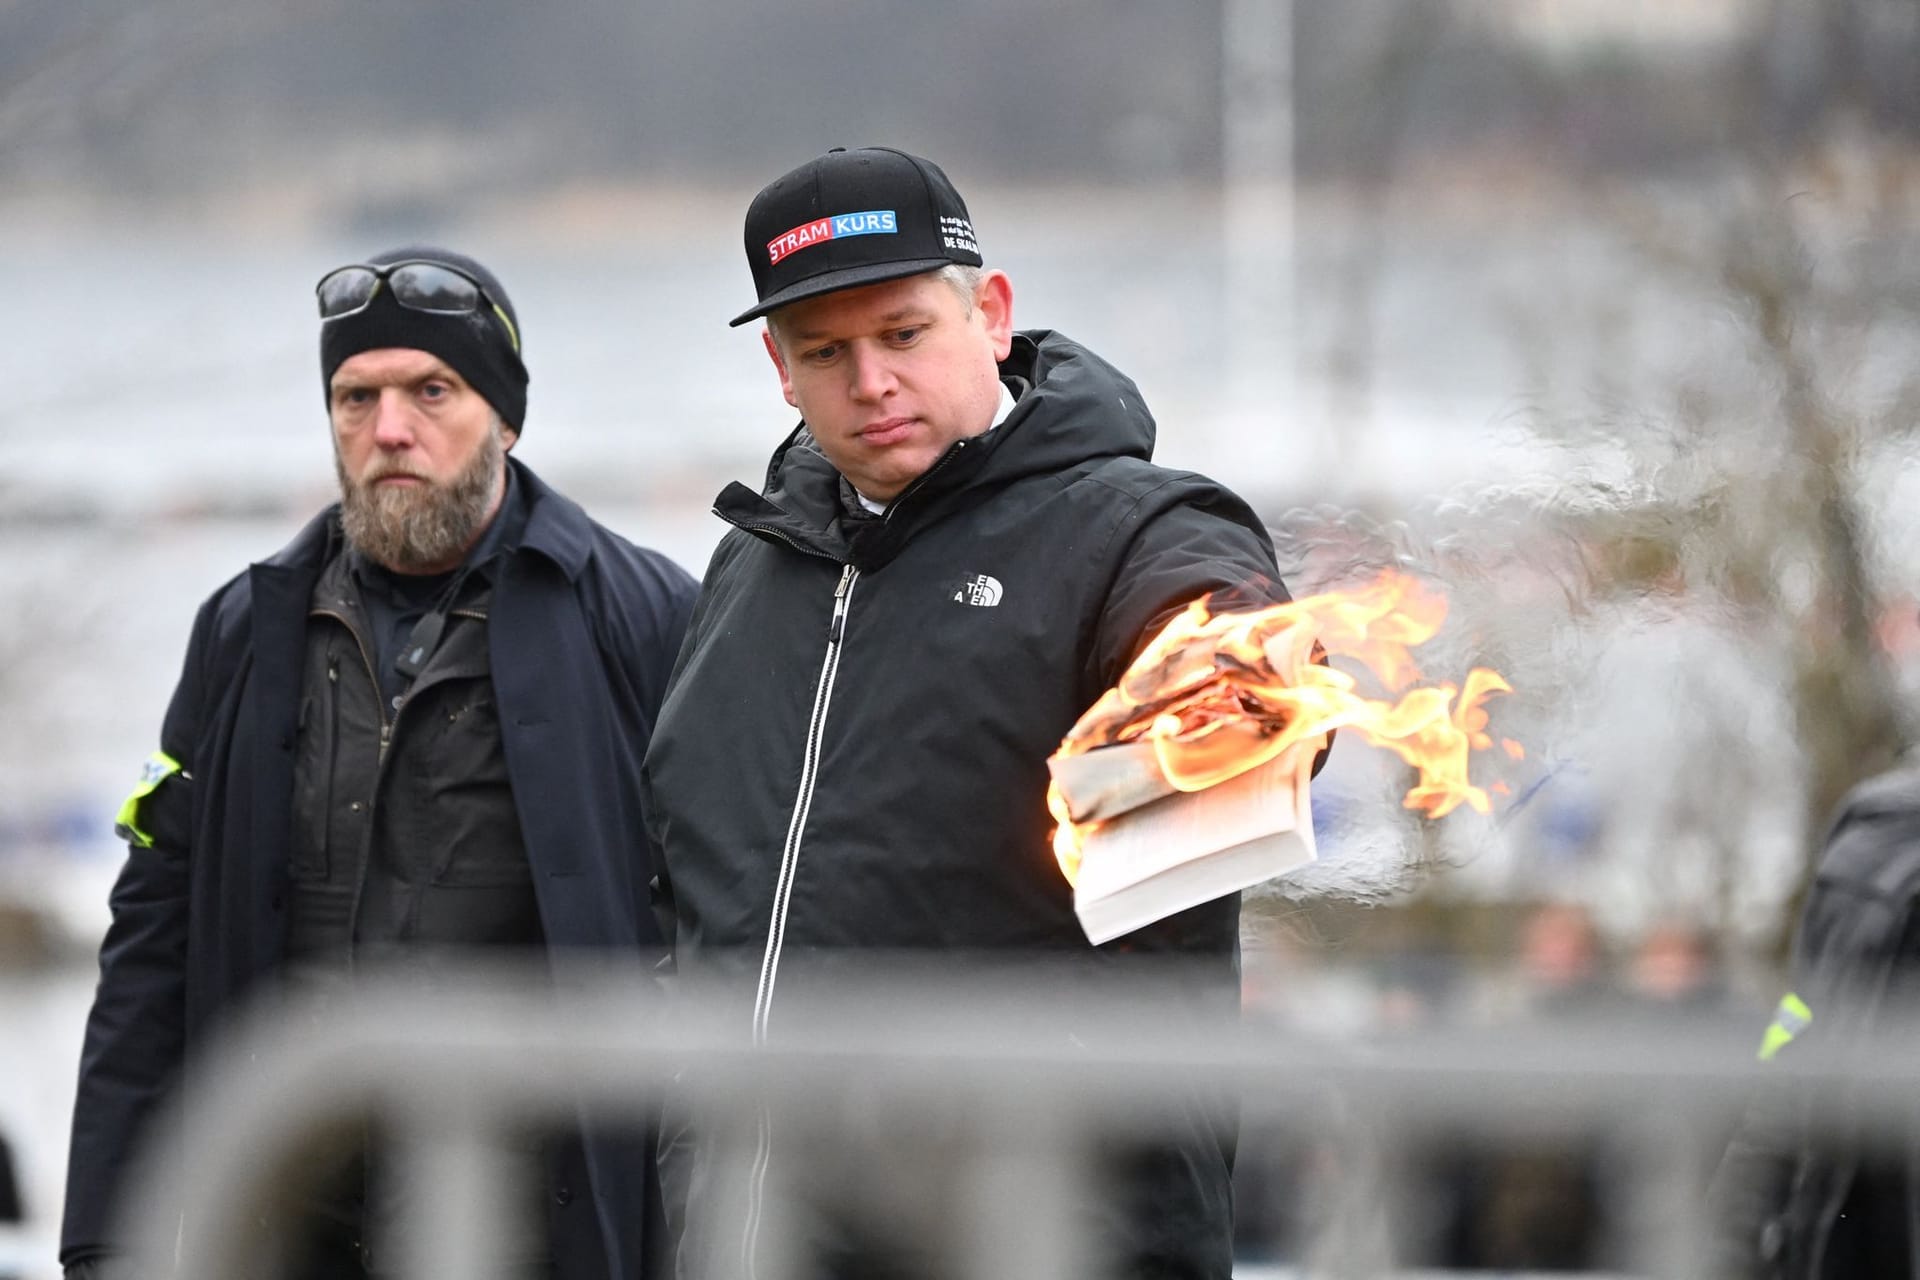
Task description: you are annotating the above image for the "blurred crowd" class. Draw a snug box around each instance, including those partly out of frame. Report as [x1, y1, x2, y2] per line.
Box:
[1234, 899, 1761, 1272]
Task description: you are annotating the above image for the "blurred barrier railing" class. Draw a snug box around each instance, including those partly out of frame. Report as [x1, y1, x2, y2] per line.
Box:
[109, 962, 1920, 1280]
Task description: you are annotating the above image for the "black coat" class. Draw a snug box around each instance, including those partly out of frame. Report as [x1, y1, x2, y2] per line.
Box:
[63, 459, 698, 1278]
[1714, 765, 1920, 1278]
[643, 331, 1288, 1279]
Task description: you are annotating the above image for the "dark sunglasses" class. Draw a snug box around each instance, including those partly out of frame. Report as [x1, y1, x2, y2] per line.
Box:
[315, 260, 521, 354]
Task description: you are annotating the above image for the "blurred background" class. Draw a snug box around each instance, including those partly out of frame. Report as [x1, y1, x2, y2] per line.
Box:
[5, 0, 1920, 1273]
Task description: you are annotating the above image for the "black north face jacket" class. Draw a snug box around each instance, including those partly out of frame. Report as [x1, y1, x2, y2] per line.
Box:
[642, 330, 1289, 1278]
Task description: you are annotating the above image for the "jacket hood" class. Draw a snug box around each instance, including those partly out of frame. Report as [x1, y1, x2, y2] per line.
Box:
[978, 329, 1158, 480]
[712, 330, 1158, 568]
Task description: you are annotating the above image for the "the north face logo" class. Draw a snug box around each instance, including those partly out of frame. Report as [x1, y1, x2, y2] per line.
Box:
[953, 574, 1003, 607]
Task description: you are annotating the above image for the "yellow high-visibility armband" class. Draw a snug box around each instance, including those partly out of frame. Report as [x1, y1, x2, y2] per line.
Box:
[114, 751, 184, 848]
[1758, 991, 1813, 1062]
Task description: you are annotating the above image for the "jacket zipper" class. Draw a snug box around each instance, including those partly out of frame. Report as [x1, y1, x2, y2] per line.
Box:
[743, 562, 855, 1279]
[751, 561, 856, 1039]
[313, 595, 487, 971]
[313, 609, 393, 759]
[723, 514, 821, 558]
[879, 436, 969, 523]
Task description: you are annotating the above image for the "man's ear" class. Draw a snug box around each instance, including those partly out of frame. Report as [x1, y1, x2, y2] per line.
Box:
[501, 425, 520, 452]
[763, 327, 799, 409]
[976, 270, 1015, 361]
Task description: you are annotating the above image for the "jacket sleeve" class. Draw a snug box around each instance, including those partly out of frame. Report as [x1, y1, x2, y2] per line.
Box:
[639, 535, 749, 941]
[1089, 473, 1286, 691]
[1083, 476, 1299, 961]
[592, 542, 701, 733]
[60, 597, 214, 1265]
[1708, 792, 1920, 1277]
[587, 540, 700, 946]
[1708, 1004, 1807, 1278]
[1088, 473, 1332, 784]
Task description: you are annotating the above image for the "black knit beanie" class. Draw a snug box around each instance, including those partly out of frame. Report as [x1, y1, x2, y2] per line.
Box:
[319, 245, 530, 430]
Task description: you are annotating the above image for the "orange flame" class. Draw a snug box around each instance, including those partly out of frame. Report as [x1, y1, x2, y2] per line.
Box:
[1048, 571, 1519, 885]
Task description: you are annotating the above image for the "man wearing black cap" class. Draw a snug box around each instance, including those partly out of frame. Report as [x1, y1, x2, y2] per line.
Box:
[643, 149, 1295, 1278]
[62, 246, 698, 1280]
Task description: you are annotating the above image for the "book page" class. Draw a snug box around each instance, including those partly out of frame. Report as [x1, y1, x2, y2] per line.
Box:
[1074, 745, 1317, 943]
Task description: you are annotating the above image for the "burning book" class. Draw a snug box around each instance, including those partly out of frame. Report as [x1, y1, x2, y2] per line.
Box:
[1050, 741, 1316, 945]
[1047, 572, 1519, 944]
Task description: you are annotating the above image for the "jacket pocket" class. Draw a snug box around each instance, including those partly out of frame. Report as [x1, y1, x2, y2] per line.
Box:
[289, 664, 338, 880]
[403, 688, 531, 887]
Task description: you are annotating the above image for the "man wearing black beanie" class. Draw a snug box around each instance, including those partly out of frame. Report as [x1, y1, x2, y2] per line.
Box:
[63, 246, 699, 1280]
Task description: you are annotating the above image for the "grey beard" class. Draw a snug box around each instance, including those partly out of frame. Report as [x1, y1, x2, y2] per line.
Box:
[336, 427, 503, 573]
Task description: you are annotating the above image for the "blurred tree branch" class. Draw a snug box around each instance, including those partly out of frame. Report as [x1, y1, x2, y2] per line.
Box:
[1530, 5, 1920, 948]
[1276, 2, 1920, 953]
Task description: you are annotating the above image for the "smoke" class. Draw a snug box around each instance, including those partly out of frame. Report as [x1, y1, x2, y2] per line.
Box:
[1246, 475, 1808, 929]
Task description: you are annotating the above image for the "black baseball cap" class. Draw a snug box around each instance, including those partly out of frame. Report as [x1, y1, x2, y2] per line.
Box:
[730, 146, 984, 327]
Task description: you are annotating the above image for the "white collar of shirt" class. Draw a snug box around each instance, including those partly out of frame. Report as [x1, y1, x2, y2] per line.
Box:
[854, 380, 1019, 516]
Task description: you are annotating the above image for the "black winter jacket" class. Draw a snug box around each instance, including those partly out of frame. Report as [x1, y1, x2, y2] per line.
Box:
[1714, 765, 1920, 1278]
[642, 331, 1288, 1278]
[63, 459, 698, 1279]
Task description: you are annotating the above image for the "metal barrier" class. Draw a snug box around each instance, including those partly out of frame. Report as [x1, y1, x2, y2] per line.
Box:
[109, 962, 1920, 1279]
